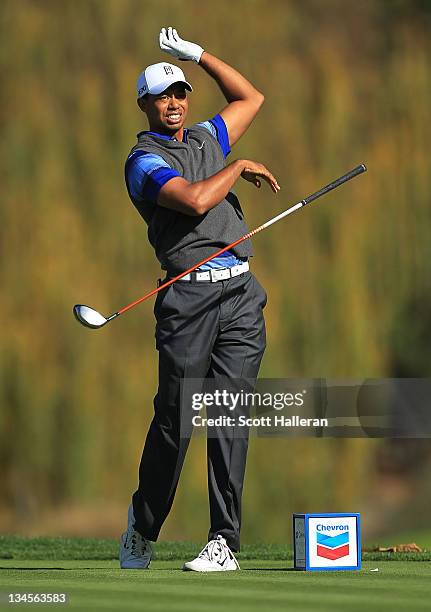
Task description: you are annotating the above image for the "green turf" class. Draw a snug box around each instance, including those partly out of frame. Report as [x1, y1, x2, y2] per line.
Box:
[1, 536, 430, 561]
[0, 538, 430, 611]
[0, 560, 430, 612]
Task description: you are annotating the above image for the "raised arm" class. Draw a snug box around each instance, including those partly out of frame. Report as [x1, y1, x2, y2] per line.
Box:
[159, 27, 264, 146]
[198, 52, 264, 147]
[157, 27, 279, 216]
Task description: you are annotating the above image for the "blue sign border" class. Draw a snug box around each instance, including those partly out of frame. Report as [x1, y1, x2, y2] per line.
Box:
[293, 513, 361, 571]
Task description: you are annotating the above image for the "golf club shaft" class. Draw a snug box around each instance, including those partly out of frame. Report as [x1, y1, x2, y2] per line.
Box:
[115, 164, 366, 317]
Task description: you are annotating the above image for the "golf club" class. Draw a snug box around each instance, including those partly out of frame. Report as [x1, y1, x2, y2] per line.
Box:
[73, 163, 367, 329]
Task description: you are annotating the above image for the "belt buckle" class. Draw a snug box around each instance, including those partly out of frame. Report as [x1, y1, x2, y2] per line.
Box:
[210, 268, 230, 282]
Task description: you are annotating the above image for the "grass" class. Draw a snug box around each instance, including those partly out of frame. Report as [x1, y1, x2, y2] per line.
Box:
[0, 538, 430, 611]
[1, 536, 430, 562]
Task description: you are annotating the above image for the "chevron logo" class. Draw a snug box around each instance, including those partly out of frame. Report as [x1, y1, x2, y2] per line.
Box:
[316, 530, 349, 560]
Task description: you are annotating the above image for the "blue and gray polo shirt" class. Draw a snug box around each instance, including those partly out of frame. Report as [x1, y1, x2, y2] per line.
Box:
[125, 114, 252, 275]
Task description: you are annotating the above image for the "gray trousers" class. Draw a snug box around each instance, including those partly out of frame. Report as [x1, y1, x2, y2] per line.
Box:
[132, 271, 267, 551]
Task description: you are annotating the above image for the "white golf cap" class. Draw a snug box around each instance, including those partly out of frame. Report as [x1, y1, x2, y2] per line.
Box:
[136, 62, 193, 98]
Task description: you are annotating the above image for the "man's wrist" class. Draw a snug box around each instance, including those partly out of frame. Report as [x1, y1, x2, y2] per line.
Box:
[198, 50, 208, 65]
[231, 159, 246, 176]
[193, 46, 205, 63]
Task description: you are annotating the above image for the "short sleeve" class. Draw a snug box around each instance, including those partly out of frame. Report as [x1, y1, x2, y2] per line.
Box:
[196, 114, 231, 158]
[125, 151, 180, 204]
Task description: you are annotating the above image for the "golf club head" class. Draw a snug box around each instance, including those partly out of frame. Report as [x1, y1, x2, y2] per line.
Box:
[73, 304, 109, 329]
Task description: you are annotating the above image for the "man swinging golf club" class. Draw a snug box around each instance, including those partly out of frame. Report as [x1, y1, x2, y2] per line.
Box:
[120, 26, 280, 572]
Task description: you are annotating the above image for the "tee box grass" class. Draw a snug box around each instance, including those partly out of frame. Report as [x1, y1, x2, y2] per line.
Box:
[0, 537, 430, 612]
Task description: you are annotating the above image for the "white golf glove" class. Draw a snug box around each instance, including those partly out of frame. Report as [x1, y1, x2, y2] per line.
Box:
[159, 27, 204, 63]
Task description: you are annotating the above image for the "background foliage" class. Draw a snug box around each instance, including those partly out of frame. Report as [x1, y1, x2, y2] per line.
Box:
[1, 0, 431, 543]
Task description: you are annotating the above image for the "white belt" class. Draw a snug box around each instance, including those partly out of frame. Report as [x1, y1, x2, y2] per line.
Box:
[177, 261, 249, 282]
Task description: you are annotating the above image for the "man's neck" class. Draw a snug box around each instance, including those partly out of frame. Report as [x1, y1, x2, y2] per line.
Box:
[147, 126, 184, 141]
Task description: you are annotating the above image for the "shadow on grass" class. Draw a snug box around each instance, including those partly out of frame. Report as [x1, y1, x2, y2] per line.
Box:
[0, 566, 297, 572]
[0, 567, 103, 571]
[243, 568, 297, 572]
[0, 566, 185, 571]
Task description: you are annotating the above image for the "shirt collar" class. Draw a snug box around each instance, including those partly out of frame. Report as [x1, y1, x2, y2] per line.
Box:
[138, 129, 188, 143]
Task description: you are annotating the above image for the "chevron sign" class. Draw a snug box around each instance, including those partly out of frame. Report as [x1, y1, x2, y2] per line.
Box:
[316, 530, 349, 560]
[293, 513, 361, 571]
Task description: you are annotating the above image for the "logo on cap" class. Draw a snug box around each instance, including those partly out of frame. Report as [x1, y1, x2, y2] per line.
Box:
[163, 65, 174, 76]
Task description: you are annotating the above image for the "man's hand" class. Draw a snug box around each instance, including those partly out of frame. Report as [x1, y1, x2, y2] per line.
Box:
[159, 27, 204, 63]
[240, 161, 281, 194]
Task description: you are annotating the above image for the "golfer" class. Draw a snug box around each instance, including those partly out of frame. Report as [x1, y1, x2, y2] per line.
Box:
[120, 27, 280, 572]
